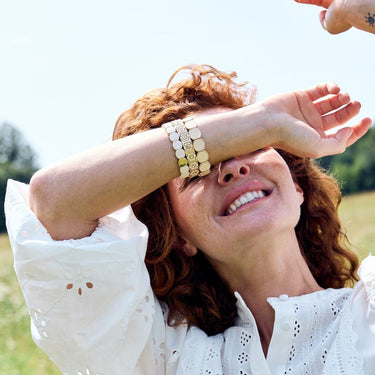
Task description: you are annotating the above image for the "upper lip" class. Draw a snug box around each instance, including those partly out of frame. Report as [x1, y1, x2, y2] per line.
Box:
[219, 182, 272, 216]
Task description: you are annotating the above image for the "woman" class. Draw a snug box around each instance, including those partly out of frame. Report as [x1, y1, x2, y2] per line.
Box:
[5, 65, 374, 374]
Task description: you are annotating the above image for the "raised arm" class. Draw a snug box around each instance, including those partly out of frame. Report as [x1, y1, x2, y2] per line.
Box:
[295, 0, 375, 34]
[30, 83, 371, 240]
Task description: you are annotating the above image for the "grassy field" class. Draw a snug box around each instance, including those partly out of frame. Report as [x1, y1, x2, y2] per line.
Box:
[339, 190, 375, 259]
[1, 191, 375, 375]
[0, 235, 60, 375]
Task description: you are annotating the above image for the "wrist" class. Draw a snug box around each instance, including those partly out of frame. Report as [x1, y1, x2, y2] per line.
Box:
[197, 104, 276, 165]
[344, 1, 375, 32]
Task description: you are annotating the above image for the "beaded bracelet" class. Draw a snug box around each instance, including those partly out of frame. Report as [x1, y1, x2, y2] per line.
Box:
[162, 117, 211, 178]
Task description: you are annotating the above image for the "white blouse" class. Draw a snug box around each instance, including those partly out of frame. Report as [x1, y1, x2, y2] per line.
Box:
[5, 180, 375, 375]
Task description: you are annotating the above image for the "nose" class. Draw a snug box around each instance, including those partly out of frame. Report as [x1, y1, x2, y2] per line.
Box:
[218, 156, 251, 185]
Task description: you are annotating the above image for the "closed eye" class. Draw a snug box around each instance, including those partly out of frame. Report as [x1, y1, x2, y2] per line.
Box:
[179, 174, 205, 191]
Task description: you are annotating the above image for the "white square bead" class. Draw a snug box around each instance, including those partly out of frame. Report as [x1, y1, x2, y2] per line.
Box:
[169, 132, 179, 142]
[193, 138, 205, 152]
[180, 165, 189, 178]
[189, 127, 201, 140]
[172, 140, 183, 150]
[183, 117, 196, 130]
[199, 161, 211, 172]
[175, 148, 185, 159]
[197, 150, 209, 163]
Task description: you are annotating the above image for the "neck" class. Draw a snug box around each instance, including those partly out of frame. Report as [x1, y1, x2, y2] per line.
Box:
[211, 230, 323, 356]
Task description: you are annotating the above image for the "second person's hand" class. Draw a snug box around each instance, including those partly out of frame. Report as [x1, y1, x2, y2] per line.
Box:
[295, 0, 375, 34]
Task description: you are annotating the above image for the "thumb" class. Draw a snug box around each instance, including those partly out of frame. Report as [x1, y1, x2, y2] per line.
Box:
[335, 126, 353, 147]
[318, 127, 353, 157]
[319, 10, 328, 30]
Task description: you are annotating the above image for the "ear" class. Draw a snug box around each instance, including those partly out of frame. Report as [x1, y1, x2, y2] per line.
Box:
[183, 240, 198, 257]
[294, 182, 304, 206]
[174, 235, 198, 257]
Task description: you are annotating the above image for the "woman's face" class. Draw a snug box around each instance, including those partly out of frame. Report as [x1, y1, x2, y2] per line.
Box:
[167, 117, 304, 268]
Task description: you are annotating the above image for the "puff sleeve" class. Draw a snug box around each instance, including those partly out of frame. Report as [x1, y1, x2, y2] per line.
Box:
[5, 180, 158, 375]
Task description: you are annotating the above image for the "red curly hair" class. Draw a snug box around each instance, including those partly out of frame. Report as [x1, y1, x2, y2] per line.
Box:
[113, 64, 359, 336]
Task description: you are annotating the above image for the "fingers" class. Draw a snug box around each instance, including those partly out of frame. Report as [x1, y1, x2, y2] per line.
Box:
[304, 82, 340, 102]
[314, 92, 350, 115]
[322, 101, 362, 129]
[303, 83, 364, 132]
[294, 0, 332, 9]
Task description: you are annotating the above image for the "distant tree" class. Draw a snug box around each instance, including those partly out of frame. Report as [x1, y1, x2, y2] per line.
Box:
[0, 122, 39, 232]
[318, 126, 375, 195]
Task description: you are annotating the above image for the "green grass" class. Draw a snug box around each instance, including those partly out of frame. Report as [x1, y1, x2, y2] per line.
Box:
[0, 191, 374, 374]
[339, 190, 375, 260]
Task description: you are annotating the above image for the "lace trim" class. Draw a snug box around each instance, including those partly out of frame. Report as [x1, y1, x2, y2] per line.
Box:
[323, 293, 364, 375]
[276, 289, 364, 375]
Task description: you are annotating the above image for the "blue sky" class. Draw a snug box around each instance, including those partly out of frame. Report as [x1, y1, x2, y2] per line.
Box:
[1, 0, 374, 167]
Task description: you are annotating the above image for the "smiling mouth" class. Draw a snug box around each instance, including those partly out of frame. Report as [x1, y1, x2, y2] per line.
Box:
[225, 190, 270, 216]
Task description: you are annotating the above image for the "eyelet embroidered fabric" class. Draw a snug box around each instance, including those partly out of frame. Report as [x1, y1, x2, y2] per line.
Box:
[5, 181, 375, 375]
[268, 290, 363, 375]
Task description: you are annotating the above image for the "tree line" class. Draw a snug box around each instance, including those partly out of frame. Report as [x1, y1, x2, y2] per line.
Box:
[0, 122, 374, 232]
[0, 123, 39, 232]
[318, 124, 375, 195]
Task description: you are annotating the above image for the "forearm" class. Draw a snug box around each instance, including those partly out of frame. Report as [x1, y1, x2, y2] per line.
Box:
[30, 107, 272, 240]
[30, 128, 179, 240]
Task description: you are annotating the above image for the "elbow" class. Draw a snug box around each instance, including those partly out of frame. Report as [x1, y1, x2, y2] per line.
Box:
[29, 170, 56, 224]
[29, 170, 64, 239]
[29, 170, 97, 241]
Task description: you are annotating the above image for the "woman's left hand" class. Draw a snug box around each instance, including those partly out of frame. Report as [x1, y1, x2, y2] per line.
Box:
[259, 82, 372, 158]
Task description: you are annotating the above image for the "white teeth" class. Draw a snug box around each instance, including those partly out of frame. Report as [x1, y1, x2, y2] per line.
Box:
[246, 192, 254, 201]
[226, 190, 266, 215]
[239, 196, 248, 205]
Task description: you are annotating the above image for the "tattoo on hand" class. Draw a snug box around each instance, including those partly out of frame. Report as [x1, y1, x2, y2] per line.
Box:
[365, 12, 375, 27]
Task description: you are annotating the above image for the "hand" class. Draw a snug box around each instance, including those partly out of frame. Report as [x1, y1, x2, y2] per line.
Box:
[261, 83, 372, 158]
[295, 0, 351, 34]
[295, 0, 375, 34]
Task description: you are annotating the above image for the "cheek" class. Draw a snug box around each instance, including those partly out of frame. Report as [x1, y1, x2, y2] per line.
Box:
[175, 190, 205, 225]
[171, 189, 213, 248]
[168, 185, 202, 227]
